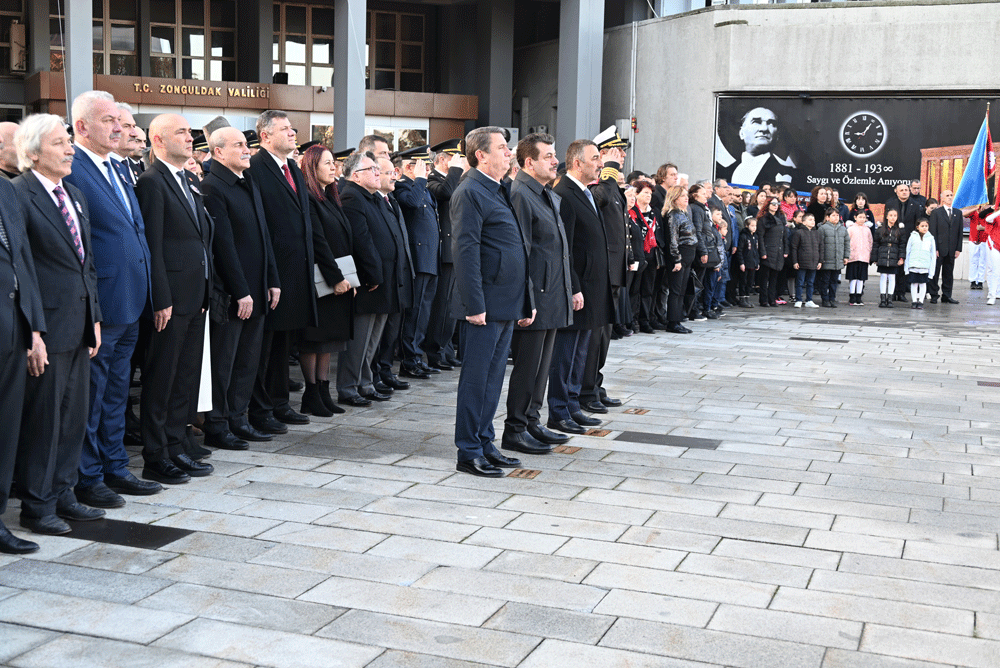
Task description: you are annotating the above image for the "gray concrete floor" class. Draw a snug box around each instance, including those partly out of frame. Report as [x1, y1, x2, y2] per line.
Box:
[2, 282, 1000, 668]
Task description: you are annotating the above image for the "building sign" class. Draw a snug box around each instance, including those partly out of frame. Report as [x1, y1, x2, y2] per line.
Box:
[131, 81, 269, 99]
[715, 96, 1000, 204]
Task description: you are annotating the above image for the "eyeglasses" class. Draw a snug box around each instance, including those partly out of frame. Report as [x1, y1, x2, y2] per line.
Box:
[354, 166, 381, 174]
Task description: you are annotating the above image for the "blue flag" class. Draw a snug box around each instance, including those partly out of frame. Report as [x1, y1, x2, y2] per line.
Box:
[953, 113, 995, 208]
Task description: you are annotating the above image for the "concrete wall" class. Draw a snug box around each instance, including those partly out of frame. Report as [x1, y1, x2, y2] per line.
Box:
[513, 0, 1000, 176]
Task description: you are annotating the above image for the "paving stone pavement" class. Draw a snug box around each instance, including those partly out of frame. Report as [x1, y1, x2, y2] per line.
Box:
[2, 285, 1000, 667]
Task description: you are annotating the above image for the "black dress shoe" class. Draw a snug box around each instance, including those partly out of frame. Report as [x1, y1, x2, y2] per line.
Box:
[485, 450, 521, 468]
[185, 432, 213, 460]
[571, 411, 602, 427]
[338, 395, 373, 407]
[361, 390, 391, 402]
[373, 381, 395, 395]
[20, 514, 71, 536]
[456, 457, 503, 477]
[171, 454, 213, 477]
[56, 502, 106, 522]
[581, 400, 609, 414]
[288, 379, 304, 392]
[0, 522, 39, 554]
[76, 481, 128, 507]
[142, 459, 191, 485]
[601, 396, 623, 407]
[250, 414, 288, 435]
[399, 366, 431, 380]
[205, 431, 250, 450]
[123, 431, 143, 446]
[943, 296, 959, 304]
[929, 296, 938, 304]
[666, 323, 691, 334]
[528, 423, 570, 444]
[417, 361, 441, 375]
[547, 419, 585, 435]
[501, 431, 554, 455]
[445, 354, 462, 367]
[274, 407, 310, 424]
[103, 471, 161, 497]
[427, 359, 453, 371]
[381, 375, 410, 391]
[231, 422, 274, 442]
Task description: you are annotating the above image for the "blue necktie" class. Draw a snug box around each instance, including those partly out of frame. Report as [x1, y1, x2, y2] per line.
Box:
[584, 187, 598, 214]
[104, 160, 131, 214]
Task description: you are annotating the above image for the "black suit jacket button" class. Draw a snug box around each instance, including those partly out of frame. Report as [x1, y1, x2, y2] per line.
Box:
[8, 292, 14, 299]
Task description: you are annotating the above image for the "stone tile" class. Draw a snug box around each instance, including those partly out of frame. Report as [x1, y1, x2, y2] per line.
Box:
[300, 575, 504, 626]
[138, 582, 345, 633]
[367, 534, 501, 568]
[413, 566, 608, 612]
[903, 541, 1000, 571]
[584, 563, 775, 607]
[253, 522, 387, 552]
[229, 465, 343, 488]
[440, 474, 584, 501]
[677, 552, 813, 588]
[463, 527, 569, 555]
[811, 568, 1000, 614]
[617, 476, 763, 505]
[831, 516, 996, 549]
[708, 604, 862, 649]
[56, 542, 177, 574]
[803, 529, 904, 558]
[839, 552, 1000, 593]
[317, 509, 478, 542]
[0, 590, 194, 643]
[158, 532, 277, 562]
[977, 612, 1000, 641]
[757, 492, 910, 522]
[153, 509, 282, 538]
[250, 543, 433, 584]
[821, 648, 960, 668]
[10, 635, 252, 668]
[618, 526, 721, 554]
[711, 538, 841, 570]
[312, 459, 452, 484]
[145, 554, 327, 598]
[719, 503, 835, 530]
[320, 475, 415, 497]
[599, 617, 826, 668]
[359, 497, 520, 527]
[398, 483, 512, 507]
[519, 638, 713, 668]
[592, 588, 718, 627]
[692, 471, 799, 495]
[0, 559, 170, 604]
[364, 650, 497, 668]
[317, 610, 540, 667]
[142, 487, 257, 514]
[0, 622, 58, 663]
[502, 513, 629, 541]
[770, 587, 973, 635]
[497, 495, 654, 525]
[554, 537, 686, 571]
[483, 602, 615, 645]
[562, 459, 701, 484]
[645, 511, 808, 546]
[209, 449, 331, 471]
[154, 618, 382, 668]
[232, 499, 332, 523]
[860, 624, 1000, 668]
[572, 488, 723, 517]
[485, 550, 598, 583]
[225, 481, 381, 509]
[530, 468, 625, 489]
[795, 482, 945, 511]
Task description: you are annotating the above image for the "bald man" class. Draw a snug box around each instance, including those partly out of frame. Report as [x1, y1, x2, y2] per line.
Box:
[0, 122, 20, 179]
[134, 113, 214, 484]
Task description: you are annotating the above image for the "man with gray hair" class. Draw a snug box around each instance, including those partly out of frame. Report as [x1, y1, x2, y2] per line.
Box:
[114, 103, 143, 186]
[11, 114, 104, 534]
[64, 91, 160, 508]
[246, 110, 315, 433]
[0, 122, 21, 179]
[450, 126, 534, 477]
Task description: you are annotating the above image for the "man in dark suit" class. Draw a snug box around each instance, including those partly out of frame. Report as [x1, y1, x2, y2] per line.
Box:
[425, 140, 466, 369]
[0, 160, 45, 553]
[928, 189, 964, 305]
[451, 127, 534, 477]
[135, 113, 214, 484]
[201, 127, 281, 449]
[247, 110, 316, 432]
[393, 146, 440, 379]
[339, 152, 406, 405]
[503, 133, 575, 456]
[11, 115, 106, 535]
[64, 91, 161, 509]
[548, 139, 614, 438]
[370, 156, 414, 396]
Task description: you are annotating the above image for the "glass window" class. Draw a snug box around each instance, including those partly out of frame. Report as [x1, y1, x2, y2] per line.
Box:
[400, 15, 422, 42]
[401, 44, 421, 70]
[182, 56, 204, 79]
[373, 70, 393, 90]
[210, 0, 235, 28]
[312, 8, 334, 36]
[272, 33, 279, 61]
[49, 17, 62, 47]
[92, 0, 102, 18]
[151, 25, 174, 54]
[374, 13, 394, 40]
[286, 5, 306, 33]
[110, 24, 135, 51]
[110, 53, 135, 75]
[150, 0, 174, 23]
[210, 58, 235, 81]
[286, 63, 305, 86]
[182, 27, 204, 57]
[93, 51, 102, 74]
[151, 56, 174, 77]
[310, 65, 332, 87]
[399, 72, 422, 92]
[375, 42, 394, 69]
[312, 37, 332, 65]
[285, 35, 305, 63]
[182, 0, 203, 25]
[109, 0, 135, 22]
[92, 21, 102, 50]
[211, 30, 233, 57]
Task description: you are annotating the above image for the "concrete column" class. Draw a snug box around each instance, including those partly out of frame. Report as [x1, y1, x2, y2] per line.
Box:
[237, 0, 272, 84]
[334, 0, 365, 149]
[63, 0, 92, 107]
[26, 0, 48, 74]
[476, 0, 514, 128]
[555, 0, 604, 152]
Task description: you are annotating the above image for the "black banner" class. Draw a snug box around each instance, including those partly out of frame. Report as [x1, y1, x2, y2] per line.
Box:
[715, 96, 1000, 204]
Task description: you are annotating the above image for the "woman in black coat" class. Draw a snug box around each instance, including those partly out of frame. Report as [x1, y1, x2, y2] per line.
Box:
[299, 146, 355, 416]
[662, 185, 703, 333]
[757, 198, 788, 307]
[631, 182, 662, 332]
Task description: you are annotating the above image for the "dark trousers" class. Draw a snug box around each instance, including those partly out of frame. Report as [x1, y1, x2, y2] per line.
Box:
[547, 328, 591, 422]
[205, 314, 264, 435]
[250, 328, 296, 419]
[581, 323, 611, 405]
[505, 328, 556, 434]
[668, 246, 695, 323]
[638, 261, 658, 325]
[401, 272, 437, 366]
[739, 267, 757, 297]
[423, 263, 456, 363]
[929, 255, 956, 299]
[337, 312, 387, 399]
[627, 269, 642, 325]
[894, 264, 909, 297]
[795, 269, 817, 303]
[454, 319, 513, 462]
[653, 266, 670, 324]
[16, 344, 89, 518]
[0, 312, 26, 515]
[686, 265, 707, 317]
[817, 269, 840, 302]
[141, 311, 206, 463]
[759, 265, 781, 305]
[80, 321, 138, 487]
[374, 310, 403, 381]
[726, 259, 741, 304]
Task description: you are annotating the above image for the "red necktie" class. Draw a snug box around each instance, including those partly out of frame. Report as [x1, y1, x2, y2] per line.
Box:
[54, 185, 85, 264]
[282, 163, 297, 193]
